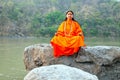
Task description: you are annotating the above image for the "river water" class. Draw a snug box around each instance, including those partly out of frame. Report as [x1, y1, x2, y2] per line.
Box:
[0, 37, 119, 80]
[0, 37, 50, 80]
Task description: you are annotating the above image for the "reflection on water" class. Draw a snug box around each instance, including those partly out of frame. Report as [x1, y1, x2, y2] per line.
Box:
[0, 37, 119, 80]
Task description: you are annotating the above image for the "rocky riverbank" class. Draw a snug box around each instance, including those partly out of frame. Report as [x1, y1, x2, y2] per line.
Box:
[23, 44, 120, 80]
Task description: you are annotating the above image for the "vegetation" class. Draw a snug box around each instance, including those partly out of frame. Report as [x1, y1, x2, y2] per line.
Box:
[0, 0, 120, 38]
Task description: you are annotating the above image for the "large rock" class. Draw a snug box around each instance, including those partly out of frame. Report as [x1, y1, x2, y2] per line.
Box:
[24, 44, 53, 70]
[24, 64, 98, 80]
[76, 46, 120, 65]
[23, 44, 120, 80]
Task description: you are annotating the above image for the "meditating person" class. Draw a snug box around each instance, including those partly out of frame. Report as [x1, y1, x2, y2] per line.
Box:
[50, 10, 86, 58]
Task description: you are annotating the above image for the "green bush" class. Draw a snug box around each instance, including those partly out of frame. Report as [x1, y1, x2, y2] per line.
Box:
[36, 25, 58, 37]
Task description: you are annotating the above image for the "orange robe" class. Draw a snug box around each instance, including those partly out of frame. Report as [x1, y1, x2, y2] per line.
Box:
[50, 20, 85, 57]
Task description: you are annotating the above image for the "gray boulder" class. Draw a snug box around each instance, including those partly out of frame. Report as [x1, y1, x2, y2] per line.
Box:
[23, 44, 120, 75]
[24, 64, 98, 80]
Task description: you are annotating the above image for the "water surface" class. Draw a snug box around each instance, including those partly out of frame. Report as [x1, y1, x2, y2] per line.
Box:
[0, 37, 50, 80]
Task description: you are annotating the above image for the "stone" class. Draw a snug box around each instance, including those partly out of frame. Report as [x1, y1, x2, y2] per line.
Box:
[24, 64, 99, 80]
[23, 44, 120, 80]
[76, 46, 120, 65]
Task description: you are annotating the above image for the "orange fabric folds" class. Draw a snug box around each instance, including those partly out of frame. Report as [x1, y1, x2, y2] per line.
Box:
[50, 20, 85, 57]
